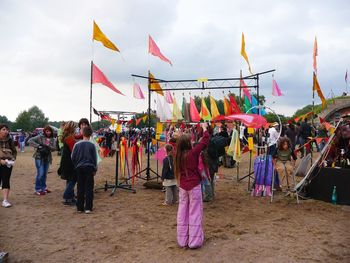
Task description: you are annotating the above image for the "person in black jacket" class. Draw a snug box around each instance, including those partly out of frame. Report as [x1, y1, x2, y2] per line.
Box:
[161, 144, 177, 205]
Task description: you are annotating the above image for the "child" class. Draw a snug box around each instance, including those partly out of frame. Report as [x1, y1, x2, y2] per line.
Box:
[174, 122, 210, 249]
[71, 126, 97, 214]
[161, 144, 177, 205]
[273, 137, 297, 190]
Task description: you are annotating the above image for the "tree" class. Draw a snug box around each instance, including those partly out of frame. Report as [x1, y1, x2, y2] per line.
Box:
[13, 105, 48, 132]
[0, 115, 11, 128]
[13, 111, 32, 131]
[27, 106, 48, 129]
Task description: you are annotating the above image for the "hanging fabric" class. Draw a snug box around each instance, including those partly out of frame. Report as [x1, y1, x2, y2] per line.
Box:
[223, 96, 232, 116]
[199, 97, 212, 121]
[182, 96, 190, 122]
[172, 97, 183, 121]
[210, 96, 220, 120]
[227, 128, 241, 162]
[165, 90, 174, 104]
[190, 97, 201, 122]
[163, 97, 173, 121]
[229, 95, 241, 114]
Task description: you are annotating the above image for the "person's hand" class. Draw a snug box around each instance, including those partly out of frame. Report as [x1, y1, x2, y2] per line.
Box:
[201, 122, 208, 131]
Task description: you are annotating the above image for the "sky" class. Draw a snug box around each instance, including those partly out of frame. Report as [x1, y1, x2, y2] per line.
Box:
[0, 0, 349, 123]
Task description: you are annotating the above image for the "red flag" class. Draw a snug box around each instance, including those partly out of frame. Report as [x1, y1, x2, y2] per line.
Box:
[92, 63, 124, 95]
[100, 114, 111, 121]
[229, 95, 241, 113]
[148, 35, 172, 66]
[319, 117, 325, 123]
[240, 79, 252, 102]
[190, 97, 201, 122]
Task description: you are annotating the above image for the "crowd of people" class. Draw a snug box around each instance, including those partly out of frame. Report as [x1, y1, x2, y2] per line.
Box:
[1, 115, 349, 251]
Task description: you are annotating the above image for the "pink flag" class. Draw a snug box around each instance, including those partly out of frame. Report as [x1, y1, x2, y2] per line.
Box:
[240, 79, 252, 102]
[133, 83, 145, 99]
[190, 97, 201, 122]
[148, 35, 173, 66]
[165, 91, 174, 104]
[272, 79, 283, 96]
[92, 63, 124, 95]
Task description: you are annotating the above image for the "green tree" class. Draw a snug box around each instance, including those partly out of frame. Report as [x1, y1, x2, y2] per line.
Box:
[27, 106, 48, 129]
[13, 111, 31, 131]
[0, 115, 12, 128]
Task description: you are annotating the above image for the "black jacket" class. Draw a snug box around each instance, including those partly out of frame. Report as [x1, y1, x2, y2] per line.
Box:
[161, 156, 174, 180]
[59, 143, 76, 181]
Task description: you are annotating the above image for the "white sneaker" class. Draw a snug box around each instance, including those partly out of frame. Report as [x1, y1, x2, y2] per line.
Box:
[2, 200, 12, 208]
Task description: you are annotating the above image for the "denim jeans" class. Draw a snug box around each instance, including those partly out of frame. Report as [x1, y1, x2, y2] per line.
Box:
[63, 178, 77, 200]
[35, 159, 50, 192]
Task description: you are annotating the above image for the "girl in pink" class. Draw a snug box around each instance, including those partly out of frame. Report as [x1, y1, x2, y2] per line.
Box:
[174, 123, 210, 249]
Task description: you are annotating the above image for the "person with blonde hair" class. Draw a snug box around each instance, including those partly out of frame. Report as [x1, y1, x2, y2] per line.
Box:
[174, 122, 210, 249]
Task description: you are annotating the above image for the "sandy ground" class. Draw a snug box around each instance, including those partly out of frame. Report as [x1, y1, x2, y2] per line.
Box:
[0, 147, 349, 263]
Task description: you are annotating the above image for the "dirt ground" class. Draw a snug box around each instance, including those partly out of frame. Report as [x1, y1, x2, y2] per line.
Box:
[0, 148, 349, 263]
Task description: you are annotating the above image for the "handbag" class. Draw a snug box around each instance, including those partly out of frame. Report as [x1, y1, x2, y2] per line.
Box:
[0, 148, 13, 160]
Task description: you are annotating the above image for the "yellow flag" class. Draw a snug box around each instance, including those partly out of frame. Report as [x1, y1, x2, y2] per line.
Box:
[313, 73, 326, 109]
[149, 72, 164, 96]
[199, 98, 212, 121]
[111, 118, 116, 127]
[241, 32, 253, 75]
[210, 96, 220, 119]
[93, 21, 120, 52]
[172, 97, 183, 121]
[142, 115, 148, 123]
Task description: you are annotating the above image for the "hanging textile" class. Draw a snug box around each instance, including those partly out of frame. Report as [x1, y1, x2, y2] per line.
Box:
[163, 97, 173, 122]
[172, 97, 183, 121]
[223, 96, 232, 116]
[165, 90, 174, 104]
[227, 128, 241, 162]
[243, 95, 252, 113]
[156, 96, 166, 122]
[210, 96, 220, 120]
[182, 97, 191, 122]
[229, 95, 241, 114]
[190, 97, 201, 122]
[200, 97, 212, 121]
[119, 137, 130, 179]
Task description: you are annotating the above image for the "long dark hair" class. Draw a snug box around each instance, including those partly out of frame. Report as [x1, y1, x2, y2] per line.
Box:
[43, 125, 54, 138]
[174, 133, 192, 181]
[277, 137, 291, 151]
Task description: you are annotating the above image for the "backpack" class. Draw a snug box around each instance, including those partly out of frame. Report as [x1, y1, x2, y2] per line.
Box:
[207, 135, 230, 159]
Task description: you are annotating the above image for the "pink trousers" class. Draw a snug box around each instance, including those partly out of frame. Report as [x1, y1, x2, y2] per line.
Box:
[177, 184, 204, 248]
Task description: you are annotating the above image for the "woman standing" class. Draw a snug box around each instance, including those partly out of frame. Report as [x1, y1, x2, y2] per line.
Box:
[0, 124, 17, 207]
[59, 121, 78, 205]
[28, 125, 56, 195]
[174, 123, 210, 249]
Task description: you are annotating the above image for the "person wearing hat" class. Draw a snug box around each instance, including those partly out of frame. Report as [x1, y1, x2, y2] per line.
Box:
[268, 122, 279, 153]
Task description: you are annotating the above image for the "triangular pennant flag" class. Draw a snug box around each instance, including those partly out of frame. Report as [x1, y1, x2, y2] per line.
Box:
[135, 117, 142, 126]
[156, 96, 166, 122]
[133, 83, 145, 99]
[313, 72, 326, 109]
[190, 97, 201, 122]
[149, 72, 164, 96]
[148, 35, 172, 66]
[272, 79, 283, 96]
[172, 97, 183, 121]
[223, 96, 232, 116]
[92, 63, 124, 95]
[240, 79, 252, 103]
[210, 96, 220, 119]
[313, 36, 318, 74]
[93, 21, 120, 52]
[142, 115, 147, 123]
[200, 98, 212, 121]
[241, 32, 253, 75]
[182, 97, 190, 122]
[229, 95, 241, 114]
[165, 91, 174, 104]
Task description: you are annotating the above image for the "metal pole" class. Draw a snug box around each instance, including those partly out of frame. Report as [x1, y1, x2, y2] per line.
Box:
[146, 70, 151, 180]
[90, 60, 93, 124]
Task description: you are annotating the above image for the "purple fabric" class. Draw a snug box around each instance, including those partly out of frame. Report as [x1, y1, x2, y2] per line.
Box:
[252, 155, 273, 197]
[177, 184, 204, 248]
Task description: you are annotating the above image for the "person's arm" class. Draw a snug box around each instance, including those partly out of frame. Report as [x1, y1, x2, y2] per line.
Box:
[48, 138, 57, 151]
[28, 135, 42, 148]
[191, 129, 210, 156]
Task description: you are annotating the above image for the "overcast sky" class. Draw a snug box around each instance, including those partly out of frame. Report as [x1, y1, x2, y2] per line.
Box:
[0, 0, 349, 122]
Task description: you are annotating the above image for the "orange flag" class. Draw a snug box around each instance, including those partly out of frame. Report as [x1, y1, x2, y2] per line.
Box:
[313, 73, 326, 109]
[224, 96, 232, 116]
[200, 98, 212, 121]
[93, 21, 120, 52]
[149, 72, 164, 96]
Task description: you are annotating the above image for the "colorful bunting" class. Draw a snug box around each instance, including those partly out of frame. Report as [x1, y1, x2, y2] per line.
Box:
[133, 83, 145, 99]
[148, 35, 172, 66]
[241, 32, 253, 75]
[92, 63, 124, 95]
[93, 21, 120, 52]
